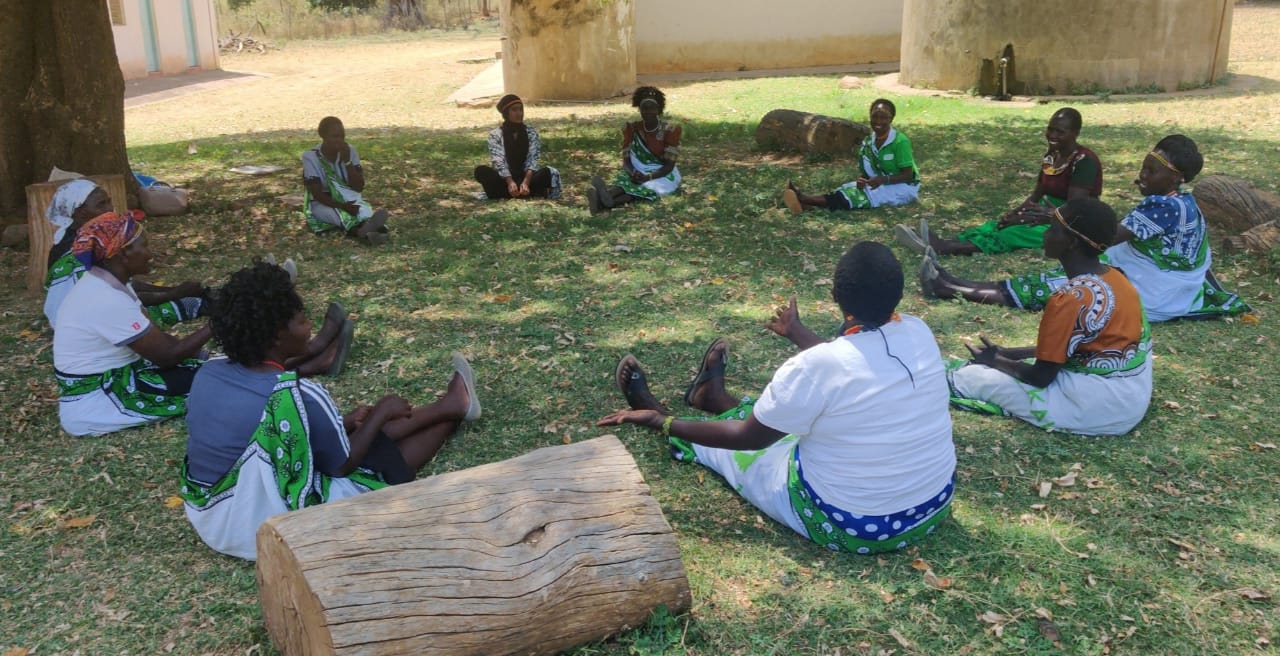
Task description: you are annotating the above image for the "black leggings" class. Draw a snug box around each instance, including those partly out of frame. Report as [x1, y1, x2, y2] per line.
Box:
[474, 166, 554, 199]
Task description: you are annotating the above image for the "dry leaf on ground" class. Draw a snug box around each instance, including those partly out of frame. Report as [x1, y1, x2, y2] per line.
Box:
[164, 496, 185, 509]
[63, 515, 96, 528]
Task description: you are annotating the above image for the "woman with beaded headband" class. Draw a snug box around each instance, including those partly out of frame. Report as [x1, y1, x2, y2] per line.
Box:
[784, 98, 921, 214]
[920, 135, 1249, 321]
[587, 86, 683, 214]
[933, 197, 1153, 436]
[897, 107, 1102, 256]
[599, 242, 956, 554]
[474, 94, 562, 200]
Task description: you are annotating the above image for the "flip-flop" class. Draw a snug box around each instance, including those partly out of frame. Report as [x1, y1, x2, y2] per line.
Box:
[919, 254, 940, 299]
[782, 188, 803, 215]
[452, 352, 482, 421]
[919, 216, 932, 247]
[615, 354, 665, 412]
[894, 224, 928, 255]
[683, 337, 728, 408]
[326, 318, 356, 377]
[591, 176, 615, 209]
[587, 186, 604, 215]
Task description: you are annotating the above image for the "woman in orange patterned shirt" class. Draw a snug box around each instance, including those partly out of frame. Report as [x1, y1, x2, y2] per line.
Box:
[941, 197, 1152, 436]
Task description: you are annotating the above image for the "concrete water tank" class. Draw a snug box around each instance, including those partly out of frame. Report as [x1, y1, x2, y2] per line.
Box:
[899, 0, 1233, 95]
[500, 0, 635, 101]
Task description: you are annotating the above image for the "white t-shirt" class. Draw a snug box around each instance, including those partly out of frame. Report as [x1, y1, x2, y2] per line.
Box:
[752, 315, 955, 515]
[53, 268, 149, 375]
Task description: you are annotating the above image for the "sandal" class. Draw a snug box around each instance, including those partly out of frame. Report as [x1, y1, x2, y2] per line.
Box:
[919, 254, 941, 299]
[326, 318, 356, 376]
[683, 337, 728, 408]
[452, 352, 482, 421]
[615, 354, 666, 412]
[894, 224, 928, 255]
[591, 176, 615, 209]
[782, 188, 803, 215]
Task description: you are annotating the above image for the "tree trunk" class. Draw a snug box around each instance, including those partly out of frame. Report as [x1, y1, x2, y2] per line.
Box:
[256, 435, 691, 656]
[384, 0, 428, 30]
[1194, 175, 1280, 235]
[1221, 221, 1280, 255]
[0, 0, 137, 215]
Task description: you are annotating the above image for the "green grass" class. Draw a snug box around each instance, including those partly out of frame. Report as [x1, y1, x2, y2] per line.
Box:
[2, 69, 1279, 656]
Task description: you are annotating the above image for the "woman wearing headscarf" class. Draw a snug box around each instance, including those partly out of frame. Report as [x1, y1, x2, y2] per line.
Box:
[43, 179, 206, 328]
[52, 213, 212, 436]
[587, 86, 683, 214]
[473, 94, 561, 200]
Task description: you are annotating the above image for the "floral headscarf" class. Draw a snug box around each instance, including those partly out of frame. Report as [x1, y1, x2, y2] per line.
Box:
[71, 212, 143, 269]
[46, 179, 99, 244]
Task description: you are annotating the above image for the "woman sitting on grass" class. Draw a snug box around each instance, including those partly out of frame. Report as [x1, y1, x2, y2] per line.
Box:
[897, 107, 1101, 256]
[587, 86, 682, 214]
[474, 94, 562, 200]
[598, 242, 956, 554]
[920, 135, 1249, 321]
[783, 98, 920, 214]
[302, 116, 390, 245]
[44, 179, 207, 328]
[52, 213, 212, 437]
[181, 262, 481, 560]
[932, 198, 1153, 436]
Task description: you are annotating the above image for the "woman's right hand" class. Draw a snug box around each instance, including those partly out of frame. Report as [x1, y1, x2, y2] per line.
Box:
[373, 394, 412, 421]
[506, 179, 520, 196]
[629, 169, 648, 185]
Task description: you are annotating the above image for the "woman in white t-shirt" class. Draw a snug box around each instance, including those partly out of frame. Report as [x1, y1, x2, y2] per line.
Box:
[599, 242, 956, 554]
[52, 212, 214, 437]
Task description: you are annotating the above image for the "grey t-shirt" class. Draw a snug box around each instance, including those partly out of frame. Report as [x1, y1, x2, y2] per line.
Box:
[185, 358, 350, 485]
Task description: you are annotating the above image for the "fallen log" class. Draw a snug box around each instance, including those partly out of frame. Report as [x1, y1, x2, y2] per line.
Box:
[256, 435, 690, 656]
[1221, 220, 1280, 255]
[1194, 175, 1280, 234]
[755, 109, 870, 157]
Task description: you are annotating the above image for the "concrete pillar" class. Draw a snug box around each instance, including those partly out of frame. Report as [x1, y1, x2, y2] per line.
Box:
[900, 0, 1233, 94]
[499, 0, 635, 101]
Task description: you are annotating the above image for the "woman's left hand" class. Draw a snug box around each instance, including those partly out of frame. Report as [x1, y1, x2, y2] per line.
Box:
[173, 281, 205, 298]
[965, 335, 1002, 366]
[518, 181, 531, 197]
[596, 409, 664, 430]
[629, 170, 648, 185]
[867, 176, 885, 189]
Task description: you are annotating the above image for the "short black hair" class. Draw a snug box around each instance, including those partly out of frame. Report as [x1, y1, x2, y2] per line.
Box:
[831, 242, 903, 326]
[208, 262, 303, 366]
[1155, 134, 1203, 182]
[317, 116, 343, 137]
[1051, 107, 1082, 132]
[632, 86, 666, 113]
[1059, 197, 1117, 256]
[870, 98, 896, 118]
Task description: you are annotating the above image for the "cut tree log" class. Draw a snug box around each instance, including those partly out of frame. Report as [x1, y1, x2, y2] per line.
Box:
[256, 435, 691, 656]
[1221, 221, 1280, 255]
[755, 109, 870, 157]
[1194, 175, 1280, 234]
[24, 174, 126, 294]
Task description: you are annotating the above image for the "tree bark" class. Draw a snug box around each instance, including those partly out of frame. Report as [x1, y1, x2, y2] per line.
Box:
[755, 109, 871, 158]
[0, 0, 137, 215]
[1194, 175, 1280, 235]
[256, 435, 691, 656]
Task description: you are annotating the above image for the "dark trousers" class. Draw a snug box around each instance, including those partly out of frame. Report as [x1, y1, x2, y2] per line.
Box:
[474, 165, 553, 199]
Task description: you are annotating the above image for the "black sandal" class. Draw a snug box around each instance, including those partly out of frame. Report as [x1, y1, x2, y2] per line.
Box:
[615, 354, 666, 412]
[683, 337, 728, 408]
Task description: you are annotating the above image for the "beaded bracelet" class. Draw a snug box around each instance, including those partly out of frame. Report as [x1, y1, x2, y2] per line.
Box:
[660, 415, 674, 437]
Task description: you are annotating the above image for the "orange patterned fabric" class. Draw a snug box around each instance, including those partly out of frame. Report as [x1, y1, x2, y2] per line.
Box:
[1035, 268, 1144, 367]
[71, 212, 141, 269]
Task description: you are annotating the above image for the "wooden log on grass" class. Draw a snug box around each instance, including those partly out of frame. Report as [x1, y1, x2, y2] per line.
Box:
[1221, 220, 1280, 255]
[1194, 175, 1280, 234]
[755, 109, 870, 157]
[256, 435, 691, 656]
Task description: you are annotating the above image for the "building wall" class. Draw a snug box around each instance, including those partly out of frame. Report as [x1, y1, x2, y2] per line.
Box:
[634, 0, 903, 74]
[900, 0, 1233, 93]
[111, 0, 221, 80]
[500, 0, 635, 101]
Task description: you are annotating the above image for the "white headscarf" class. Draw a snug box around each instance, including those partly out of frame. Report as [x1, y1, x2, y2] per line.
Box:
[47, 179, 99, 244]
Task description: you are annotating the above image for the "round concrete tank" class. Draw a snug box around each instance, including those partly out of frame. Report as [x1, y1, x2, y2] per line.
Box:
[499, 0, 635, 101]
[899, 0, 1233, 95]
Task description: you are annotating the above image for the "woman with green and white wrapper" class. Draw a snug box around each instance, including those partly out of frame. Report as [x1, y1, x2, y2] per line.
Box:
[587, 86, 682, 214]
[182, 263, 481, 560]
[783, 99, 920, 214]
[599, 243, 956, 554]
[302, 116, 389, 244]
